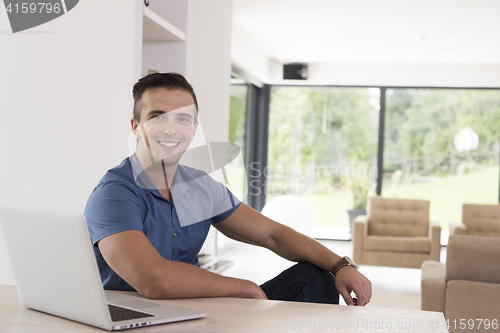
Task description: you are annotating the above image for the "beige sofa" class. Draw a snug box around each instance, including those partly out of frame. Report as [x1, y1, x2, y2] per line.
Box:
[421, 235, 500, 332]
[352, 197, 441, 268]
[450, 203, 500, 237]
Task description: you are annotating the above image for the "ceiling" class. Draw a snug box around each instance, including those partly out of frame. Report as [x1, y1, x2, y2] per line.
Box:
[232, 0, 500, 64]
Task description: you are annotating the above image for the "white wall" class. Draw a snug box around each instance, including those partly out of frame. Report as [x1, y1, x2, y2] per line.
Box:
[0, 0, 138, 213]
[232, 24, 500, 88]
[304, 63, 500, 87]
[0, 0, 139, 285]
[231, 20, 271, 85]
[185, 0, 232, 143]
[141, 0, 188, 76]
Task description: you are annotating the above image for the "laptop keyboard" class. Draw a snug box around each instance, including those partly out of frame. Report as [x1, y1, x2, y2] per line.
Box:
[108, 304, 155, 322]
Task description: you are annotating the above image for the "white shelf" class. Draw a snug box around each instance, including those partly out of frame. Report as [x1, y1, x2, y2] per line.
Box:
[143, 7, 185, 42]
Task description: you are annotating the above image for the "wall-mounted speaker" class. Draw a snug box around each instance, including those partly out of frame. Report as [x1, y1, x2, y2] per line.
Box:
[283, 64, 308, 80]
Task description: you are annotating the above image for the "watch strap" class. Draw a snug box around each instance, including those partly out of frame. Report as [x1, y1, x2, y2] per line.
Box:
[331, 257, 349, 278]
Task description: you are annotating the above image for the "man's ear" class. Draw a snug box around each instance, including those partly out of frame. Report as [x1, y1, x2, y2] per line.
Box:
[131, 118, 140, 139]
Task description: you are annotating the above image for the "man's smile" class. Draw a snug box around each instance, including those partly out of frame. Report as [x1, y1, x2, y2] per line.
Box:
[157, 140, 181, 148]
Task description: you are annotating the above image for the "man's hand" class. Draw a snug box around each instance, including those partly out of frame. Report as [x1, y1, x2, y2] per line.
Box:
[334, 266, 372, 306]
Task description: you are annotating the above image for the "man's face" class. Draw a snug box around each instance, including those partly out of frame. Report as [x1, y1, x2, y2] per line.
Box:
[132, 88, 198, 166]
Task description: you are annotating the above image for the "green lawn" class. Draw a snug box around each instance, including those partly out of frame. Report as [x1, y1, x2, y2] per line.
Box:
[267, 190, 352, 228]
[383, 166, 499, 229]
[267, 166, 499, 229]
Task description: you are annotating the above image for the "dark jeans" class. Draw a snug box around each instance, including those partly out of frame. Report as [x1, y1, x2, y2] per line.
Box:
[260, 261, 339, 304]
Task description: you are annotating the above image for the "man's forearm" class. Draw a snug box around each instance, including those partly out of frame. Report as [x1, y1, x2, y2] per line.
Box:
[267, 224, 341, 272]
[214, 204, 341, 272]
[97, 230, 267, 300]
[139, 259, 265, 300]
[212, 205, 372, 306]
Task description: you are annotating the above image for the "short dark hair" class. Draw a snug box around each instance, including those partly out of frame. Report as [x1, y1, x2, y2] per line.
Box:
[132, 72, 198, 123]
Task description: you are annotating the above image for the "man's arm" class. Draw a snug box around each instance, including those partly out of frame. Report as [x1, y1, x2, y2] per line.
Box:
[212, 203, 372, 306]
[97, 229, 267, 300]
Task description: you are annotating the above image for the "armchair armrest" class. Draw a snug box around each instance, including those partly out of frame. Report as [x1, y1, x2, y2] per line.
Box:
[428, 221, 441, 261]
[450, 222, 467, 235]
[421, 260, 446, 312]
[352, 215, 368, 263]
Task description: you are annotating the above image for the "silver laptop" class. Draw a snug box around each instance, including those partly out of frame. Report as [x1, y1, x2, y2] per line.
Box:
[0, 205, 206, 330]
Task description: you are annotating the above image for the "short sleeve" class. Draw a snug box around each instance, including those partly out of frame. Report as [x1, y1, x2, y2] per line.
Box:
[84, 181, 145, 246]
[209, 180, 242, 223]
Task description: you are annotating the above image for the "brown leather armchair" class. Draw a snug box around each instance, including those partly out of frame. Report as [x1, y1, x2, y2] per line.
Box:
[421, 235, 500, 332]
[450, 203, 500, 237]
[353, 196, 441, 268]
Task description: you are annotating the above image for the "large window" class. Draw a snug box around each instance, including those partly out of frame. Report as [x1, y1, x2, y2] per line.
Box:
[263, 86, 500, 240]
[225, 80, 249, 203]
[217, 78, 250, 251]
[382, 88, 500, 230]
[267, 86, 380, 238]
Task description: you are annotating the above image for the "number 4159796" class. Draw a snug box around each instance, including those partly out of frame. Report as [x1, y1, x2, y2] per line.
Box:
[446, 319, 498, 330]
[6, 3, 62, 14]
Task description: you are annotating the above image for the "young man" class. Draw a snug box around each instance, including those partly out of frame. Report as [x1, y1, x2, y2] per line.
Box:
[84, 73, 371, 305]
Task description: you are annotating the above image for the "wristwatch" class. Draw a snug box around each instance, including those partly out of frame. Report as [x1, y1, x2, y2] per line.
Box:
[331, 256, 358, 278]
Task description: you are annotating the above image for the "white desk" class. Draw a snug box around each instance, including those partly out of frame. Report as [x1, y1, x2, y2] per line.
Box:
[0, 285, 448, 332]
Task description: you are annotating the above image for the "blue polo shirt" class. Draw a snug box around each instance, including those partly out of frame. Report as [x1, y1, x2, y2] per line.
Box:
[84, 155, 241, 291]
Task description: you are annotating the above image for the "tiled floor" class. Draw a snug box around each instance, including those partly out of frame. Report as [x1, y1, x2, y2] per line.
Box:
[218, 239, 447, 310]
